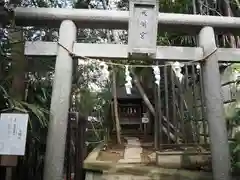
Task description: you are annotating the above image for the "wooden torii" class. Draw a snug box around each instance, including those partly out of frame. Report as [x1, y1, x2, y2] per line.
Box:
[1, 0, 240, 180]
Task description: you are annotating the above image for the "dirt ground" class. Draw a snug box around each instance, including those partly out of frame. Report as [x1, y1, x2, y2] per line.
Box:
[97, 136, 155, 164]
[96, 135, 211, 170]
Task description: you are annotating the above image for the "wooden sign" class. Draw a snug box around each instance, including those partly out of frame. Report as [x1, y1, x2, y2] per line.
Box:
[142, 113, 149, 123]
[0, 113, 29, 156]
[142, 117, 149, 123]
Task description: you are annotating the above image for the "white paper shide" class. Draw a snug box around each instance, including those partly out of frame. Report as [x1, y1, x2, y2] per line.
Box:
[152, 65, 161, 86]
[172, 61, 184, 82]
[125, 65, 132, 94]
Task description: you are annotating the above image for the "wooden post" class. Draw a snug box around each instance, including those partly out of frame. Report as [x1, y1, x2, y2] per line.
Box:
[199, 26, 231, 180]
[75, 113, 87, 180]
[154, 84, 159, 149]
[43, 20, 77, 180]
[5, 168, 12, 180]
[153, 61, 160, 150]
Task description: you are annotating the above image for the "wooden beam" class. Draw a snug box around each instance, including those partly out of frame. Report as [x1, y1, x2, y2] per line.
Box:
[25, 41, 240, 63]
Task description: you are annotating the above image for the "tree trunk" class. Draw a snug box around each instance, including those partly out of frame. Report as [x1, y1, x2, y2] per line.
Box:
[131, 70, 179, 142]
[112, 68, 121, 144]
[170, 67, 195, 143]
[133, 72, 155, 115]
[3, 25, 26, 180]
[101, 0, 121, 144]
[9, 27, 26, 99]
[3, 0, 27, 178]
[222, 0, 237, 48]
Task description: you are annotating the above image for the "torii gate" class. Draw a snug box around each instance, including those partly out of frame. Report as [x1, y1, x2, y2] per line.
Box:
[2, 0, 240, 180]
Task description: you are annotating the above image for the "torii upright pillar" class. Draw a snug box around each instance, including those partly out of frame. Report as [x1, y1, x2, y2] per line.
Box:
[43, 20, 77, 180]
[199, 26, 231, 180]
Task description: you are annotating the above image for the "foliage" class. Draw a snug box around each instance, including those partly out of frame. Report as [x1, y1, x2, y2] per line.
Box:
[229, 108, 240, 174]
[230, 139, 240, 173]
[0, 1, 112, 180]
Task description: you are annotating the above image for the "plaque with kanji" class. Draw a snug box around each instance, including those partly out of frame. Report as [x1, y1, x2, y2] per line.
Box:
[128, 0, 158, 57]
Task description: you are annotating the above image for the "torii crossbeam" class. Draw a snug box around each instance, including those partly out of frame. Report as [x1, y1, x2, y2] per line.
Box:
[6, 7, 240, 34]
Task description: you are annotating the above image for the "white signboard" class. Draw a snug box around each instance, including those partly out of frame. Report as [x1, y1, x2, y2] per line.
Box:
[0, 113, 29, 156]
[142, 117, 149, 124]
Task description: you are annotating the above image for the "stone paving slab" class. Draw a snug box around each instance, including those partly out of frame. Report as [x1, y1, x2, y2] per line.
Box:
[118, 137, 142, 163]
[118, 158, 141, 163]
[102, 174, 152, 180]
[124, 147, 142, 158]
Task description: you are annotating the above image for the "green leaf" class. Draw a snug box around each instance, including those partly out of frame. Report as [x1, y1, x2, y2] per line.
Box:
[21, 101, 49, 128]
[235, 162, 240, 168]
[229, 141, 237, 151]
[233, 144, 240, 154]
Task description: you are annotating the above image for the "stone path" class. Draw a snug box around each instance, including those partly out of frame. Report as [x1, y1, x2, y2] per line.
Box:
[118, 137, 142, 163]
[102, 173, 153, 180]
[86, 172, 154, 180]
